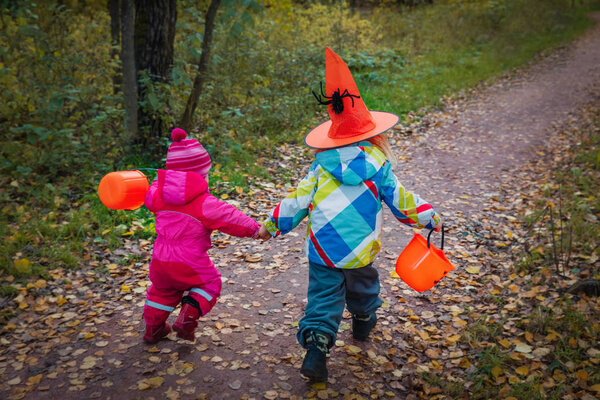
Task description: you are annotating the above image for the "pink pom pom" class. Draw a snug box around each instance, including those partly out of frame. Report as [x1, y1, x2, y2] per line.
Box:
[171, 128, 187, 142]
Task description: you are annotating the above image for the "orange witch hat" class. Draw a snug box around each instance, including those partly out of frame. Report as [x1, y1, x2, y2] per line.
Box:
[304, 47, 399, 149]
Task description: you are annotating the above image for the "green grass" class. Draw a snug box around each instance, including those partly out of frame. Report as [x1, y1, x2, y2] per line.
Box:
[359, 1, 598, 116]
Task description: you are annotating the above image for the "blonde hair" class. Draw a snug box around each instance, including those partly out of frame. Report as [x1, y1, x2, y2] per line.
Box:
[309, 133, 396, 163]
[366, 134, 396, 164]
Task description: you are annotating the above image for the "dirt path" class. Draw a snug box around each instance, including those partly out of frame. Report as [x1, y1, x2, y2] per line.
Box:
[2, 13, 600, 400]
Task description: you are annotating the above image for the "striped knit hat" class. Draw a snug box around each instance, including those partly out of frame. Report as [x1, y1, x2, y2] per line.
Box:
[166, 128, 211, 178]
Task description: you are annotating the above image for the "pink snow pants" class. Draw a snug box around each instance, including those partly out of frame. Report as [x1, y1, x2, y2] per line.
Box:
[143, 259, 221, 327]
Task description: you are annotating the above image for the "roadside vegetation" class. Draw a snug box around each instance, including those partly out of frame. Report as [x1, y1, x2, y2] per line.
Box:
[422, 104, 600, 399]
[0, 0, 598, 286]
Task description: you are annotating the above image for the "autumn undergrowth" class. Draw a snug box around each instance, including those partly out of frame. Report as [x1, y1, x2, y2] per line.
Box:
[423, 105, 600, 399]
[1, 1, 599, 298]
[519, 109, 600, 279]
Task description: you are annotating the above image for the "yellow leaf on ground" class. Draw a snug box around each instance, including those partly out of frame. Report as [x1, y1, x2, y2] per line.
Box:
[347, 345, 362, 354]
[576, 369, 589, 381]
[27, 374, 43, 385]
[491, 366, 503, 379]
[34, 279, 47, 289]
[569, 337, 577, 348]
[138, 376, 164, 390]
[515, 366, 529, 376]
[14, 258, 31, 274]
[447, 334, 461, 344]
[524, 331, 534, 343]
[57, 296, 67, 306]
[499, 339, 511, 348]
[458, 358, 470, 368]
[465, 266, 480, 274]
[121, 285, 131, 293]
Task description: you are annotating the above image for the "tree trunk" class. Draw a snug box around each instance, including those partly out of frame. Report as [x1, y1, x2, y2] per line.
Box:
[179, 0, 221, 132]
[134, 0, 177, 146]
[121, 0, 137, 139]
[108, 0, 121, 94]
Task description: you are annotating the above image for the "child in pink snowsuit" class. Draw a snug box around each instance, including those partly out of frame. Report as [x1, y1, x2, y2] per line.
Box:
[143, 128, 260, 343]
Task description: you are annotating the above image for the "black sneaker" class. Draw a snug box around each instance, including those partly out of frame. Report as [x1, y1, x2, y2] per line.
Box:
[300, 331, 331, 382]
[352, 313, 377, 341]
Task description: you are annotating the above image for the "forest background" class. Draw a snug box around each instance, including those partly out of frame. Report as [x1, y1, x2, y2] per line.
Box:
[1, 0, 599, 312]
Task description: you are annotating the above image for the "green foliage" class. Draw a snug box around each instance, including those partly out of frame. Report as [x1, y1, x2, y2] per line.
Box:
[1, 0, 599, 282]
[0, 3, 125, 183]
[362, 0, 599, 115]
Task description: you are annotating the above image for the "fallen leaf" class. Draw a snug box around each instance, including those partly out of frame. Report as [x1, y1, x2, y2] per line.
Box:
[264, 390, 278, 400]
[515, 343, 532, 353]
[347, 345, 362, 354]
[465, 266, 480, 274]
[27, 374, 43, 385]
[515, 366, 529, 376]
[245, 254, 262, 263]
[576, 369, 589, 381]
[491, 366, 503, 379]
[7, 376, 21, 385]
[138, 376, 164, 390]
[14, 258, 31, 274]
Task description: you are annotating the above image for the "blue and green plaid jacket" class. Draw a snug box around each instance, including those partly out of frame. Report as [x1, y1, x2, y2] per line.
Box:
[265, 142, 440, 269]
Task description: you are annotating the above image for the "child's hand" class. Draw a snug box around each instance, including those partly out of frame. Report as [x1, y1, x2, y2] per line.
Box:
[256, 224, 272, 241]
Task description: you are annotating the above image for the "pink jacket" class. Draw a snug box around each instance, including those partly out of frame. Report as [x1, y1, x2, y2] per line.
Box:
[144, 169, 260, 273]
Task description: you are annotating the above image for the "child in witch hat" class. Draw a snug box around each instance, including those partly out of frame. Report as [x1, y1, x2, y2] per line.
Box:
[256, 47, 442, 381]
[142, 128, 261, 343]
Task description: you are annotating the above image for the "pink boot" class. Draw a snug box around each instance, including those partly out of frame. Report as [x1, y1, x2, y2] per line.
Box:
[173, 299, 201, 341]
[143, 322, 171, 343]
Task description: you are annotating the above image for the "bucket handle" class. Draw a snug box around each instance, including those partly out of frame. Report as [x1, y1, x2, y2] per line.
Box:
[426, 225, 445, 250]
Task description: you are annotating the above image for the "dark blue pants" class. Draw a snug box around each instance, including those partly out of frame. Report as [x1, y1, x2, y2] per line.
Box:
[297, 261, 382, 348]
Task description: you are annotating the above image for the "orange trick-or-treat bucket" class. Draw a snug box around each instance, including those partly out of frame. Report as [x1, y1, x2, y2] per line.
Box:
[394, 226, 455, 292]
[98, 170, 149, 210]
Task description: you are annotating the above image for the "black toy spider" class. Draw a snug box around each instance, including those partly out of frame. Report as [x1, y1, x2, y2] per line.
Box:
[312, 81, 360, 114]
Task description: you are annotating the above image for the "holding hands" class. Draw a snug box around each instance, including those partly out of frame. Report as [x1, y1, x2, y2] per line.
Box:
[256, 223, 272, 241]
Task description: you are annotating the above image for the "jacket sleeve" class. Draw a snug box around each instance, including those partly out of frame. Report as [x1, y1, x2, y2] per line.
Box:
[144, 180, 159, 213]
[380, 163, 441, 230]
[264, 165, 318, 237]
[197, 194, 260, 238]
